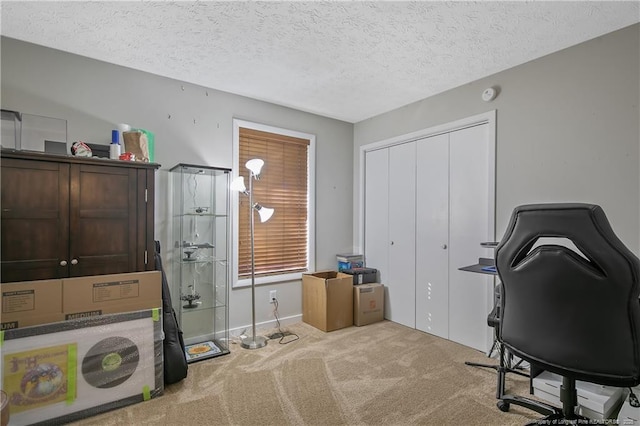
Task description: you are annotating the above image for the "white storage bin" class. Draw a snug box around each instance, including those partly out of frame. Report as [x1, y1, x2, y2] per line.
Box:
[532, 371, 623, 419]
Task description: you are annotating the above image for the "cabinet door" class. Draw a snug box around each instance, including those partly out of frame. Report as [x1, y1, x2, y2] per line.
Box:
[448, 124, 493, 352]
[387, 141, 416, 328]
[415, 133, 450, 337]
[69, 163, 139, 277]
[1, 158, 70, 282]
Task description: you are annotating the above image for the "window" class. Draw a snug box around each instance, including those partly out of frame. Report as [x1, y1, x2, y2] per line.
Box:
[232, 119, 315, 287]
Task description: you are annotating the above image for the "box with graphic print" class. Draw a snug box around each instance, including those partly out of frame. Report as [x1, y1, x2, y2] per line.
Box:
[353, 283, 384, 326]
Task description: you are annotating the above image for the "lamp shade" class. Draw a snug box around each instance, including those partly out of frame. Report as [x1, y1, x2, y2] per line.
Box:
[254, 204, 274, 223]
[245, 159, 264, 176]
[230, 176, 246, 192]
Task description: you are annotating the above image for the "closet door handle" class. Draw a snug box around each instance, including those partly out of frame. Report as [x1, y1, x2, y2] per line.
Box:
[60, 260, 67, 266]
[390, 241, 394, 245]
[441, 244, 448, 249]
[71, 259, 79, 265]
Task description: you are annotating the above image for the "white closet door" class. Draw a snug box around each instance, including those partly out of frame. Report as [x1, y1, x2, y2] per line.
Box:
[415, 133, 450, 337]
[387, 141, 416, 328]
[448, 124, 493, 352]
[364, 148, 389, 284]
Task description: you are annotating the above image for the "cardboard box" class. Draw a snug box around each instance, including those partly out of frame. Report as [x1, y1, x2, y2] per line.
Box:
[354, 283, 384, 326]
[1, 271, 162, 329]
[1, 279, 65, 330]
[63, 271, 162, 319]
[302, 271, 353, 332]
[532, 371, 623, 419]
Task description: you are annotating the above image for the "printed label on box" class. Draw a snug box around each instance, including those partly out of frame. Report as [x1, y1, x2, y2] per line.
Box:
[92, 280, 140, 302]
[2, 290, 36, 313]
[65, 310, 102, 320]
[1, 321, 19, 330]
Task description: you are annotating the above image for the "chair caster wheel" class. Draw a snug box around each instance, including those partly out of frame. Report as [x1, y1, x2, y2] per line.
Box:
[497, 400, 510, 412]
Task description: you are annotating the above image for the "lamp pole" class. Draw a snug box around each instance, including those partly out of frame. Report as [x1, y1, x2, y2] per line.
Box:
[241, 170, 267, 349]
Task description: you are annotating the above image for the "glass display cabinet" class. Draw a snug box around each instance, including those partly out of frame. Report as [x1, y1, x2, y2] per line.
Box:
[170, 163, 231, 362]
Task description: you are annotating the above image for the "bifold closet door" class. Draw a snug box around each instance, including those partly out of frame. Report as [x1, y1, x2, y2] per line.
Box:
[364, 143, 416, 328]
[414, 124, 493, 352]
[364, 148, 389, 288]
[448, 124, 493, 352]
[415, 133, 449, 338]
[387, 142, 416, 328]
[364, 118, 494, 352]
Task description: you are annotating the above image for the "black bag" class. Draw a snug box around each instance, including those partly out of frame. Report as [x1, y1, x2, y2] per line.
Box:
[155, 241, 188, 384]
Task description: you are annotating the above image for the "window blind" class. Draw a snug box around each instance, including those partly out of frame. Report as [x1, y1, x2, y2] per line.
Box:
[238, 127, 310, 278]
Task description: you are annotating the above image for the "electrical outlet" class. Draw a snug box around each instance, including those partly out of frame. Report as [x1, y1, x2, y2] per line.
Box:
[269, 290, 277, 303]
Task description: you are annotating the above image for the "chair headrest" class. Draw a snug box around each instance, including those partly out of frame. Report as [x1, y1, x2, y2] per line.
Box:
[497, 203, 638, 283]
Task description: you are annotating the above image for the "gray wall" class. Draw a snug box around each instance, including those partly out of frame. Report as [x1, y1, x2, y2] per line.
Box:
[3, 22, 639, 334]
[0, 37, 355, 333]
[354, 23, 640, 256]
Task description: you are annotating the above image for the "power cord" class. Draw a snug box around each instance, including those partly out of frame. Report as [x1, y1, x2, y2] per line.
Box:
[267, 298, 299, 344]
[228, 328, 247, 345]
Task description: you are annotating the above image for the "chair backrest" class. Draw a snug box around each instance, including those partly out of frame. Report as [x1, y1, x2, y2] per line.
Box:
[496, 203, 640, 387]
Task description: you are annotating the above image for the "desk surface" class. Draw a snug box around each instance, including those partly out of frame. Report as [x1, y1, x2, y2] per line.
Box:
[458, 257, 498, 275]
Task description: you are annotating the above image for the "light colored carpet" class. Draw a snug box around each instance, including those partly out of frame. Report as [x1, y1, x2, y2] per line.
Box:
[70, 320, 543, 425]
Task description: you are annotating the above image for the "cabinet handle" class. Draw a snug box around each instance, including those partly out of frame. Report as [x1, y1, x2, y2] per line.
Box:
[441, 244, 448, 249]
[390, 241, 394, 245]
[60, 260, 67, 266]
[71, 259, 79, 265]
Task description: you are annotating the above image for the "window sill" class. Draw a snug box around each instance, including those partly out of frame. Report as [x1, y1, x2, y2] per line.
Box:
[232, 271, 303, 288]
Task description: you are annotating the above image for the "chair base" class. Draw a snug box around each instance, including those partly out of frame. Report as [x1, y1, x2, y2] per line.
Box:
[485, 344, 561, 417]
[464, 360, 529, 378]
[465, 332, 578, 421]
[499, 374, 587, 426]
[465, 360, 530, 400]
[465, 341, 529, 399]
[498, 393, 562, 418]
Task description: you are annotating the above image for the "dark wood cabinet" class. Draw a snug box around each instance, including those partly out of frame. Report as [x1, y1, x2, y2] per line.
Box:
[1, 150, 159, 283]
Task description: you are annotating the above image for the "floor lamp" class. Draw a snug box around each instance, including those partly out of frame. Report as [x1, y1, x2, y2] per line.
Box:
[231, 159, 274, 349]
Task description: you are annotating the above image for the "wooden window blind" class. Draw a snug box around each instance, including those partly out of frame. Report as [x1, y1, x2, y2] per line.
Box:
[238, 127, 310, 278]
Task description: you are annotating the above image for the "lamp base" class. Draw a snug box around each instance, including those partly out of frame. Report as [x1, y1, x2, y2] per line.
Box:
[240, 335, 268, 349]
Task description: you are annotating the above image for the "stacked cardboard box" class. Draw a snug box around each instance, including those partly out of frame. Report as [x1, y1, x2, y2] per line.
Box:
[1, 271, 162, 330]
[353, 283, 384, 326]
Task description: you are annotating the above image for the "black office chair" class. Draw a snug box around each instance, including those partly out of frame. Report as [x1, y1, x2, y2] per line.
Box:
[495, 203, 640, 422]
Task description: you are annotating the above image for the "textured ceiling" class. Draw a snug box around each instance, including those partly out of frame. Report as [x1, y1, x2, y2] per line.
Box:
[1, 1, 639, 123]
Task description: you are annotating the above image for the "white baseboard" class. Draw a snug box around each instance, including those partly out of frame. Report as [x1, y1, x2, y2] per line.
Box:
[229, 314, 302, 338]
